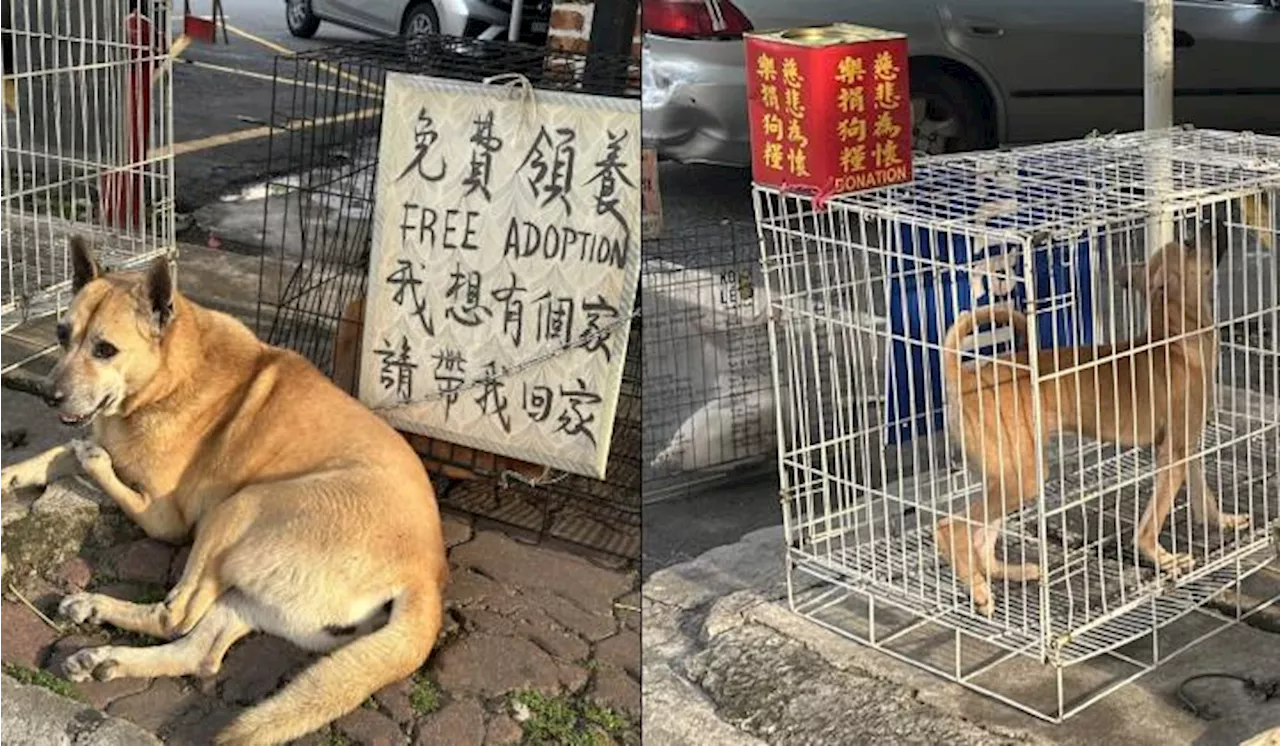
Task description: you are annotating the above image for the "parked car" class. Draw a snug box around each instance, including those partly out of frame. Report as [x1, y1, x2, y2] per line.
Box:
[285, 0, 552, 44]
[642, 0, 1280, 166]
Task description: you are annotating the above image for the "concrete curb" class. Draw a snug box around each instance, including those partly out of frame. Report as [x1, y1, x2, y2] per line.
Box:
[1, 675, 163, 746]
[642, 525, 1280, 746]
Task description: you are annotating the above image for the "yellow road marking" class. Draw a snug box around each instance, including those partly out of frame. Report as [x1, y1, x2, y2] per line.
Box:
[179, 58, 367, 95]
[151, 33, 194, 85]
[162, 22, 382, 157]
[223, 23, 382, 94]
[159, 105, 380, 158]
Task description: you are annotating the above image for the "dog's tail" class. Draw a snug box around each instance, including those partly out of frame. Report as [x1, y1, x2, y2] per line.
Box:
[942, 305, 1029, 399]
[214, 585, 443, 745]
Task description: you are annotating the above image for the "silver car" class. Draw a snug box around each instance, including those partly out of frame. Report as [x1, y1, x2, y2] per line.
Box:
[643, 0, 1280, 165]
[285, 0, 551, 43]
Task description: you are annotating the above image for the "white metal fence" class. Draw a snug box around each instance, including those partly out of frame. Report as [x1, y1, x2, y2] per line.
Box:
[757, 127, 1280, 721]
[1, 0, 174, 371]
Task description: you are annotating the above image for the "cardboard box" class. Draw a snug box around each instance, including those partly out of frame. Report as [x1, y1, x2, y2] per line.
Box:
[746, 24, 913, 196]
[641, 147, 663, 238]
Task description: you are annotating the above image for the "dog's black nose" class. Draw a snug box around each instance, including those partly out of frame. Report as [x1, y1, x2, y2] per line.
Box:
[44, 390, 66, 408]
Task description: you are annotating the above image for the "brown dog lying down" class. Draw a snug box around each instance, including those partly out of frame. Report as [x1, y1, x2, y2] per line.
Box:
[0, 239, 447, 745]
[934, 224, 1249, 616]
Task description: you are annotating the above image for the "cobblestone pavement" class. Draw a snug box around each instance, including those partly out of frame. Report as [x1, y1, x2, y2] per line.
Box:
[643, 525, 1280, 746]
[1, 476, 640, 746]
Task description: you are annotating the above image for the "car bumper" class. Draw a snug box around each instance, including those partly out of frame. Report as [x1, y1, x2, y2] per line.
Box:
[642, 34, 751, 167]
[438, 0, 549, 42]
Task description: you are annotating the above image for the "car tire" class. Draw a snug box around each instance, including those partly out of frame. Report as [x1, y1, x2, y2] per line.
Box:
[909, 67, 992, 155]
[402, 2, 441, 39]
[286, 0, 321, 39]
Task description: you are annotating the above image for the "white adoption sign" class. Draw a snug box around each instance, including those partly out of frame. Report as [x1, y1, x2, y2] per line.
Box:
[359, 73, 641, 479]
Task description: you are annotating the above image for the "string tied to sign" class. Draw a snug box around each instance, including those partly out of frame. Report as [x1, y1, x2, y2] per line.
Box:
[481, 72, 537, 129]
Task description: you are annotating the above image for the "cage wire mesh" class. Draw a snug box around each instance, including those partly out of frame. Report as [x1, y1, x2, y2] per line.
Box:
[254, 36, 640, 559]
[642, 219, 778, 501]
[756, 127, 1280, 721]
[1, 0, 175, 373]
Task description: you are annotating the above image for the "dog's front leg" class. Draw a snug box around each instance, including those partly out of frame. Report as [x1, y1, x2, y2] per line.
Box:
[70, 440, 187, 543]
[1188, 455, 1251, 532]
[1136, 444, 1197, 577]
[1, 443, 82, 496]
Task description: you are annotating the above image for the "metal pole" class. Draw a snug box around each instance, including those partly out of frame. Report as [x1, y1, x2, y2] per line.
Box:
[508, 0, 523, 42]
[1144, 0, 1173, 131]
[1145, 0, 1174, 252]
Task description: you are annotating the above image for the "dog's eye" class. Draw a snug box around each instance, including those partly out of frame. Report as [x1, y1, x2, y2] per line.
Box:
[92, 341, 118, 360]
[56, 324, 70, 347]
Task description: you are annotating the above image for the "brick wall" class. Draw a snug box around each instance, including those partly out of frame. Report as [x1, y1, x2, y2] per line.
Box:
[545, 0, 639, 90]
[547, 0, 594, 55]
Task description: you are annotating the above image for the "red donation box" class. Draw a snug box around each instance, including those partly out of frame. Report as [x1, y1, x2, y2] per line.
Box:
[745, 24, 912, 198]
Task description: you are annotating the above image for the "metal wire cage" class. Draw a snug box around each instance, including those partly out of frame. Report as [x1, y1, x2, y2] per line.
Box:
[1, 0, 175, 372]
[254, 36, 640, 558]
[756, 127, 1280, 721]
[642, 220, 777, 502]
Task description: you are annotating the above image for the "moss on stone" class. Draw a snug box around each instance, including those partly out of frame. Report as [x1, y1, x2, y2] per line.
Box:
[2, 511, 93, 593]
[409, 673, 442, 716]
[512, 689, 635, 746]
[2, 662, 84, 701]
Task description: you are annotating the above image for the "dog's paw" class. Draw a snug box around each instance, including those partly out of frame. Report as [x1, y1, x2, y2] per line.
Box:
[1218, 513, 1251, 531]
[971, 580, 996, 618]
[1145, 547, 1196, 578]
[1, 462, 44, 496]
[62, 646, 120, 682]
[59, 593, 103, 625]
[70, 439, 111, 477]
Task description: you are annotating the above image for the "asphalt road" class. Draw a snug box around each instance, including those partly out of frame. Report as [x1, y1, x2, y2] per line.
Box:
[652, 162, 754, 228]
[641, 161, 784, 579]
[171, 0, 371, 212]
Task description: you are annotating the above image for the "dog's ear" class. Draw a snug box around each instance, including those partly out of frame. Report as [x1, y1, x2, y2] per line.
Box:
[1209, 217, 1231, 268]
[1116, 263, 1149, 294]
[146, 256, 175, 331]
[69, 236, 100, 293]
[1185, 217, 1231, 275]
[1146, 255, 1169, 295]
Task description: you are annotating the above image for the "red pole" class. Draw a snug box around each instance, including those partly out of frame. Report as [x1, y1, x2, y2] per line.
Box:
[102, 10, 157, 229]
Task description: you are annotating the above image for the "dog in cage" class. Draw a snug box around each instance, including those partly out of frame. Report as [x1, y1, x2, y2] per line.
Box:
[0, 0, 11, 112]
[933, 216, 1250, 617]
[0, 238, 448, 746]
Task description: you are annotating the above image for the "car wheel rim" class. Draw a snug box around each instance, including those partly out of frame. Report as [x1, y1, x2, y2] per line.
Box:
[287, 0, 309, 28]
[911, 95, 962, 155]
[408, 13, 436, 38]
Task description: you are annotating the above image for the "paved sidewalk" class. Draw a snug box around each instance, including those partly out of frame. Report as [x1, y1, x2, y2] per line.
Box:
[643, 525, 1280, 746]
[1, 471, 639, 745]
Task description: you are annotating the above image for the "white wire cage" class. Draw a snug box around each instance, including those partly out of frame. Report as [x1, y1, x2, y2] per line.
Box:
[756, 127, 1280, 722]
[1, 0, 175, 371]
[642, 220, 778, 502]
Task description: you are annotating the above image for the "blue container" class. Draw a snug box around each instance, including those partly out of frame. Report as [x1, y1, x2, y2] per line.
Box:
[884, 223, 1095, 445]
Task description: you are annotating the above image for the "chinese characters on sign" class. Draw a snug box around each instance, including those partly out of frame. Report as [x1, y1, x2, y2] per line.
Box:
[746, 24, 913, 196]
[834, 48, 905, 186]
[360, 74, 642, 479]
